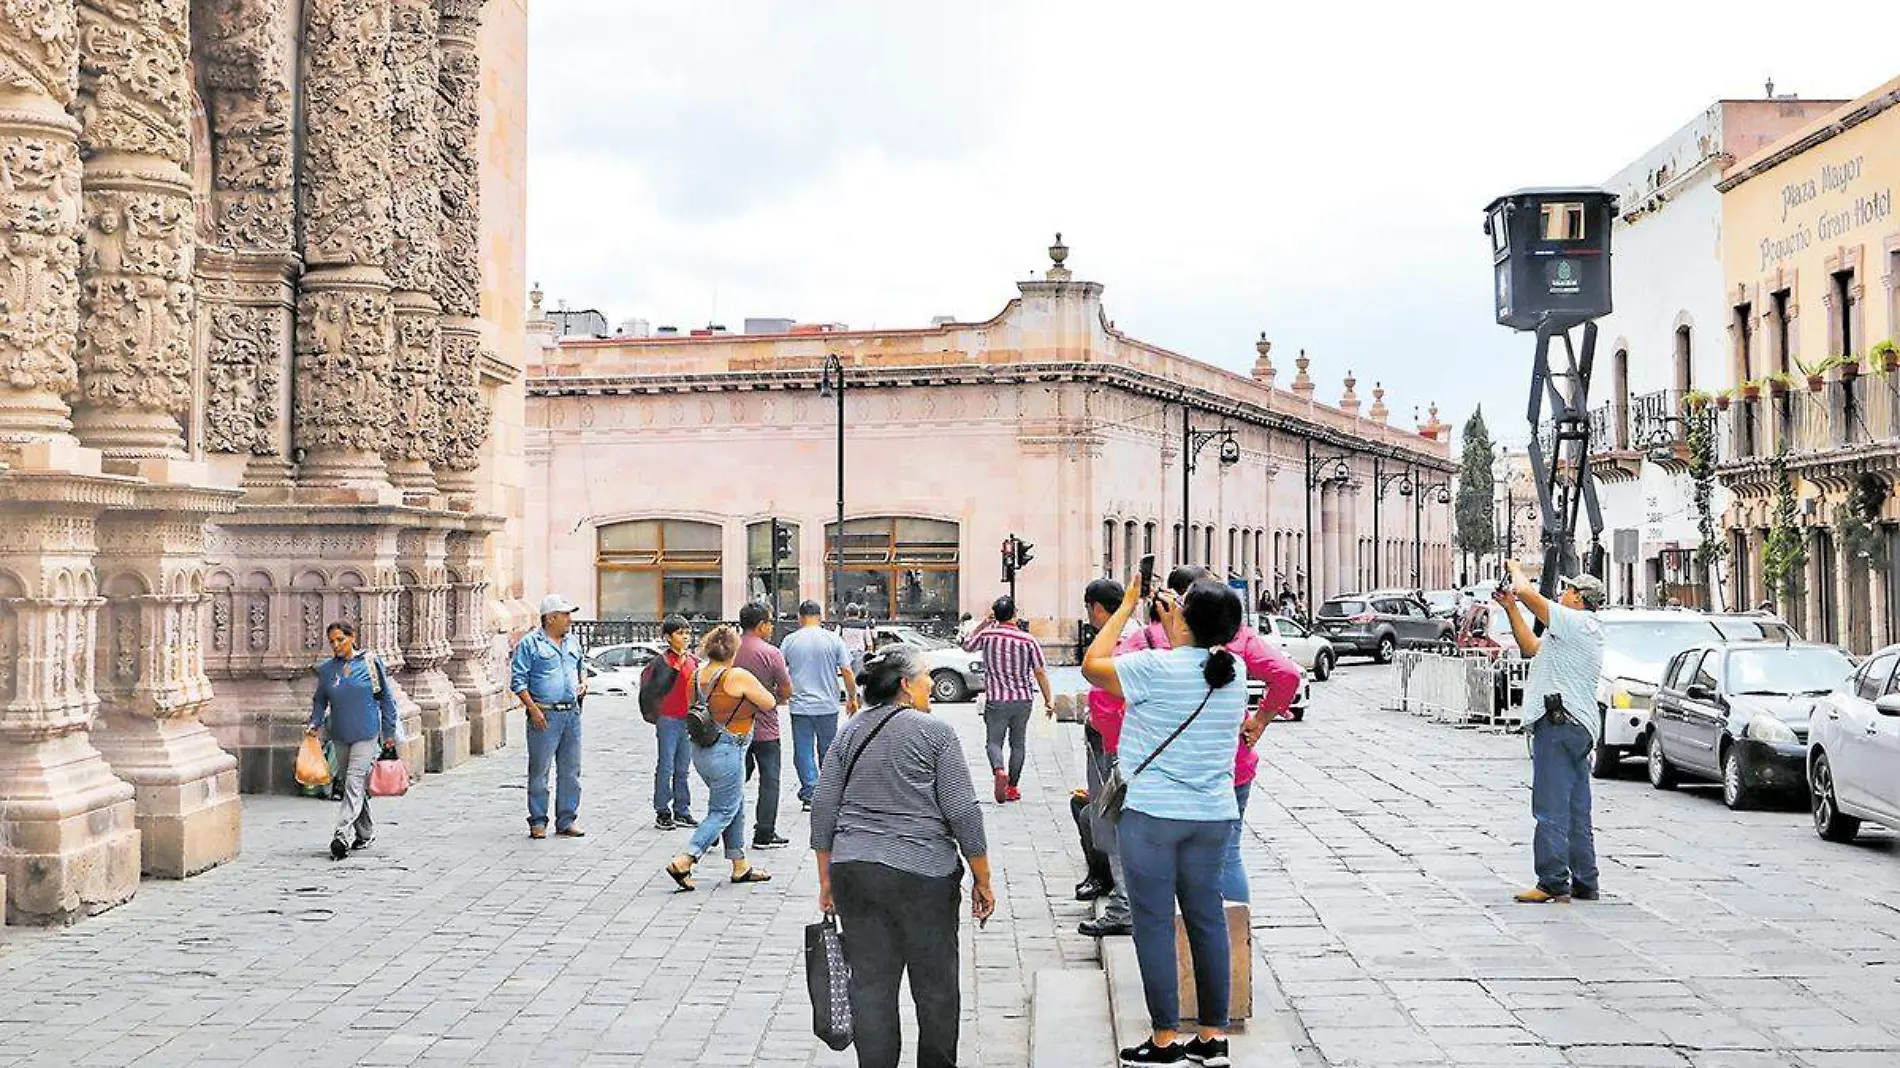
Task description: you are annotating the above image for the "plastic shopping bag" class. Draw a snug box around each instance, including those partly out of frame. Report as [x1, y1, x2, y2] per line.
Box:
[294, 735, 332, 788]
[805, 916, 854, 1051]
[367, 747, 410, 797]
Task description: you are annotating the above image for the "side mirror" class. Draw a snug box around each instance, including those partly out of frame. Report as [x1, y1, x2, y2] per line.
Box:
[1876, 694, 1900, 718]
[1685, 684, 1715, 703]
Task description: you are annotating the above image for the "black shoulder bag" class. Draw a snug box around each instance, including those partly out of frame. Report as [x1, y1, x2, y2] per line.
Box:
[1091, 685, 1216, 825]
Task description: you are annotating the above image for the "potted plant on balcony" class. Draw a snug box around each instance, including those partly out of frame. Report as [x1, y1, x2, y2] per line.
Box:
[1713, 388, 1733, 411]
[1682, 389, 1711, 412]
[1766, 371, 1795, 396]
[1836, 352, 1862, 381]
[1873, 339, 1900, 374]
[1738, 378, 1764, 403]
[1796, 355, 1827, 393]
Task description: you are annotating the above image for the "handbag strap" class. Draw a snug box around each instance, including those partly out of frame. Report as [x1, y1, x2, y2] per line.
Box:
[1126, 685, 1217, 781]
[840, 706, 904, 794]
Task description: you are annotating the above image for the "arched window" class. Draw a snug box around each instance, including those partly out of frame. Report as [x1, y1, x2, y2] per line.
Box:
[824, 517, 960, 622]
[1124, 521, 1138, 576]
[745, 520, 799, 610]
[1674, 323, 1693, 394]
[597, 519, 723, 619]
[1228, 527, 1239, 575]
[1143, 522, 1156, 556]
[1612, 347, 1630, 448]
[1103, 520, 1117, 577]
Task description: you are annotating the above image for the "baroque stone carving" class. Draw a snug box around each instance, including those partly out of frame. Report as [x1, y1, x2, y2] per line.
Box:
[293, 289, 393, 453]
[192, 0, 295, 251]
[246, 594, 266, 650]
[203, 302, 283, 454]
[388, 307, 442, 463]
[74, 191, 194, 413]
[435, 329, 489, 471]
[300, 0, 394, 268]
[434, 0, 484, 318]
[75, 0, 191, 165]
[388, 0, 439, 296]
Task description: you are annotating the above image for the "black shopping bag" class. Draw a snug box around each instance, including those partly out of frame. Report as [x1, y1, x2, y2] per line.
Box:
[805, 916, 854, 1051]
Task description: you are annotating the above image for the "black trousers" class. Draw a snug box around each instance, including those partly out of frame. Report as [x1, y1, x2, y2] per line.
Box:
[831, 861, 961, 1068]
[745, 737, 782, 842]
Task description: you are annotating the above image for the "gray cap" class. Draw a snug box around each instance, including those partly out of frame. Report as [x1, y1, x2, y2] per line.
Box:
[539, 593, 580, 615]
[1559, 573, 1606, 608]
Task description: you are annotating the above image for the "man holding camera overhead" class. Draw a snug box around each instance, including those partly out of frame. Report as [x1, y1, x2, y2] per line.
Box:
[1493, 561, 1605, 904]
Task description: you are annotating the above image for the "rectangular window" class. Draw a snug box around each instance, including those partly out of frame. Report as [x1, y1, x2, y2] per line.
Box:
[598, 519, 724, 619]
[1539, 202, 1586, 241]
[746, 521, 799, 611]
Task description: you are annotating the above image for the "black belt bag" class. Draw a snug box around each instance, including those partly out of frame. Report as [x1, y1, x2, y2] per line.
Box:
[1541, 693, 1574, 726]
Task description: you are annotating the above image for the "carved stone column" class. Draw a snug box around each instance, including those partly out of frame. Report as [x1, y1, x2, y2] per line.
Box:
[433, 0, 491, 509]
[0, 486, 141, 924]
[193, 0, 298, 491]
[92, 487, 242, 878]
[295, 0, 397, 492]
[361, 561, 427, 775]
[69, 0, 195, 461]
[384, 0, 444, 503]
[446, 525, 507, 753]
[398, 527, 467, 770]
[0, 0, 84, 446]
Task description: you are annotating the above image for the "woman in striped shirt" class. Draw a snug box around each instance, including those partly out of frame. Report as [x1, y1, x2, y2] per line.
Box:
[1082, 578, 1247, 1068]
[810, 646, 995, 1068]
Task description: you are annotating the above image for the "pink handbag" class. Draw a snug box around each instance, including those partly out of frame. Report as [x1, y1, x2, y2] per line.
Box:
[367, 750, 410, 797]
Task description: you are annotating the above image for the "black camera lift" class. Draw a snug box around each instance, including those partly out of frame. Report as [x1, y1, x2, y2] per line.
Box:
[1522, 318, 1607, 601]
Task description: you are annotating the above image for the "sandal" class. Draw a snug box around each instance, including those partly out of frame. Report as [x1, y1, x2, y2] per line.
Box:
[730, 867, 773, 884]
[665, 861, 696, 893]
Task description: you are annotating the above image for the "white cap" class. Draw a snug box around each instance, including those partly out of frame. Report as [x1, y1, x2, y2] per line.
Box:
[539, 593, 580, 616]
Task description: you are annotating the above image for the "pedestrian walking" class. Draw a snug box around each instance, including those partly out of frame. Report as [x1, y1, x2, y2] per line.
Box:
[841, 603, 873, 673]
[1494, 561, 1605, 904]
[736, 601, 794, 850]
[510, 593, 588, 840]
[664, 625, 779, 890]
[648, 615, 699, 830]
[781, 600, 859, 810]
[811, 646, 995, 1068]
[306, 621, 399, 861]
[1077, 579, 1139, 937]
[1082, 576, 1247, 1066]
[963, 596, 1054, 803]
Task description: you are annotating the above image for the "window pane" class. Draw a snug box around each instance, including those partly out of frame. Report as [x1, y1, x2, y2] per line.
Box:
[598, 570, 659, 619]
[662, 575, 722, 619]
[896, 569, 958, 618]
[599, 520, 659, 554]
[896, 518, 957, 544]
[837, 570, 890, 618]
[663, 520, 721, 553]
[747, 521, 800, 570]
[747, 568, 798, 608]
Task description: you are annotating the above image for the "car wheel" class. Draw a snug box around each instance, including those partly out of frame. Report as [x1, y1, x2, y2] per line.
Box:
[1289, 705, 1305, 722]
[1811, 751, 1862, 843]
[1720, 745, 1753, 810]
[930, 670, 968, 704]
[1374, 635, 1396, 664]
[1312, 650, 1333, 682]
[1646, 731, 1677, 790]
[1589, 711, 1620, 779]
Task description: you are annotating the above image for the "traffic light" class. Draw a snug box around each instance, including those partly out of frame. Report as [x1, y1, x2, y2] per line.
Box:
[771, 519, 793, 562]
[1002, 537, 1017, 584]
[1013, 537, 1034, 571]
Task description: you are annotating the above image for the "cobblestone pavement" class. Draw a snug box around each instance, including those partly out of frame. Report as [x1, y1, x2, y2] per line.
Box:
[8, 664, 1900, 1067]
[0, 696, 1098, 1068]
[1255, 662, 1900, 1068]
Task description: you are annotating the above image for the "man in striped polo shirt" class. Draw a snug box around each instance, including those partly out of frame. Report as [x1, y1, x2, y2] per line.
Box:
[963, 596, 1054, 803]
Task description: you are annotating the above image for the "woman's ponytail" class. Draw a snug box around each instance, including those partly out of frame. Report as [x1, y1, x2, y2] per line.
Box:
[1203, 647, 1237, 689]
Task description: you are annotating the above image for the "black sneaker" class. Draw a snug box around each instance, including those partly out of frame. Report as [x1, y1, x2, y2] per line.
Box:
[655, 812, 676, 831]
[1079, 916, 1133, 938]
[1120, 1039, 1187, 1066]
[1572, 885, 1600, 901]
[1185, 1036, 1230, 1067]
[752, 835, 790, 850]
[801, 799, 812, 812]
[672, 812, 699, 828]
[1075, 877, 1109, 901]
[329, 837, 348, 861]
[350, 836, 373, 851]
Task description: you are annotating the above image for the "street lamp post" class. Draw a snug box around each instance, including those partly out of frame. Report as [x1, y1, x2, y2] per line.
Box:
[1304, 441, 1353, 611]
[1412, 475, 1452, 587]
[1372, 459, 1412, 588]
[819, 354, 846, 614]
[1182, 406, 1240, 568]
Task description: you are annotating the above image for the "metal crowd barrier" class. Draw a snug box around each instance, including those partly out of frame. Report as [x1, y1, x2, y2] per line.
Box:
[1395, 649, 1528, 727]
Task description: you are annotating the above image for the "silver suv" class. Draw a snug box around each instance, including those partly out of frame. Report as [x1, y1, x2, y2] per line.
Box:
[1314, 590, 1454, 664]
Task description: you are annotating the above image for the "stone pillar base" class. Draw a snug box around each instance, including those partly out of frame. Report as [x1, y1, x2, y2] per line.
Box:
[203, 676, 314, 795]
[0, 734, 141, 925]
[466, 690, 510, 754]
[404, 667, 469, 773]
[93, 714, 242, 878]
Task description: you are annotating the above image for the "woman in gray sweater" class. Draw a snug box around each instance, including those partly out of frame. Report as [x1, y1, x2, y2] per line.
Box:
[810, 646, 995, 1068]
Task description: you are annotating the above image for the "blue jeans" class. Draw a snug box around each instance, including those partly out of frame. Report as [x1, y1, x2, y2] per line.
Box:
[1217, 780, 1253, 904]
[526, 708, 582, 830]
[688, 731, 749, 860]
[653, 716, 693, 817]
[1530, 718, 1599, 895]
[791, 712, 838, 802]
[1120, 809, 1233, 1031]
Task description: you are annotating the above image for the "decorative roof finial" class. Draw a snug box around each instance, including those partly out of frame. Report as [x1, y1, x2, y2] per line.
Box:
[1339, 370, 1360, 414]
[1250, 332, 1276, 385]
[1369, 382, 1388, 423]
[1045, 232, 1072, 281]
[1291, 348, 1314, 395]
[529, 281, 545, 318]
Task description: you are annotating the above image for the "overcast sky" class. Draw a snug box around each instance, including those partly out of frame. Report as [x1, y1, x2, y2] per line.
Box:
[527, 1, 1897, 450]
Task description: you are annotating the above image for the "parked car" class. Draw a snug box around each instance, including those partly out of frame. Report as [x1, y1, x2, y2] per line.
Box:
[1593, 610, 1799, 778]
[1259, 614, 1336, 681]
[1454, 601, 1517, 659]
[1422, 589, 1463, 619]
[1314, 590, 1454, 663]
[1808, 644, 1900, 843]
[586, 641, 665, 698]
[872, 625, 986, 703]
[1244, 667, 1312, 722]
[1648, 642, 1853, 808]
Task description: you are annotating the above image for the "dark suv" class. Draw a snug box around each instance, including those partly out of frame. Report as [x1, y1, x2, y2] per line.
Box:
[1315, 590, 1454, 663]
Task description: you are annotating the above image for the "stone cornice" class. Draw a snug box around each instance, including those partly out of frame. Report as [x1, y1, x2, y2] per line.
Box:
[528, 361, 1454, 473]
[215, 503, 505, 532]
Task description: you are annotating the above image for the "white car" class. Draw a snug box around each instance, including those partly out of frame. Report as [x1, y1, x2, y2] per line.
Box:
[1808, 645, 1900, 843]
[586, 641, 666, 698]
[872, 625, 986, 703]
[1259, 614, 1335, 681]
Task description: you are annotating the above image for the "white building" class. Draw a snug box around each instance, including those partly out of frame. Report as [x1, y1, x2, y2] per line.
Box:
[1587, 96, 1840, 607]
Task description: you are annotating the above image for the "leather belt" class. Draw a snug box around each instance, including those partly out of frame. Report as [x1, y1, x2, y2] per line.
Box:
[537, 701, 577, 712]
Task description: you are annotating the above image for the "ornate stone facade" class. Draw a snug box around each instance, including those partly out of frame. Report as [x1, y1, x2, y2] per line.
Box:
[0, 0, 525, 926]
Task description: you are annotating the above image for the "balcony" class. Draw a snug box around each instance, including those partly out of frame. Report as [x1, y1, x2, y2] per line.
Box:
[1628, 389, 1689, 471]
[1587, 401, 1639, 481]
[1716, 372, 1900, 494]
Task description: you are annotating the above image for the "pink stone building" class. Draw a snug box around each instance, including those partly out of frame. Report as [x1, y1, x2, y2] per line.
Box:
[525, 241, 1454, 646]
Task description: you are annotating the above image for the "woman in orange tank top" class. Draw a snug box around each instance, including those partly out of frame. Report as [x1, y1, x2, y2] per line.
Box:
[665, 625, 778, 891]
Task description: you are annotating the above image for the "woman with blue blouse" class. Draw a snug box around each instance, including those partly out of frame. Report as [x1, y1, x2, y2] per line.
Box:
[1081, 577, 1247, 1068]
[307, 620, 400, 861]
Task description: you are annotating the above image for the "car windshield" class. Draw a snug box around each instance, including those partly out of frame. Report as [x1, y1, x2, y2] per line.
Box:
[1711, 617, 1798, 642]
[1425, 591, 1459, 612]
[1725, 646, 1853, 695]
[1601, 619, 1722, 674]
[887, 628, 949, 650]
[1320, 599, 1366, 617]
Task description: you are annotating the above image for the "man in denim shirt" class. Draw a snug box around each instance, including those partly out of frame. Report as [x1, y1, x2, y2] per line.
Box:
[511, 593, 588, 839]
[1494, 561, 1605, 904]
